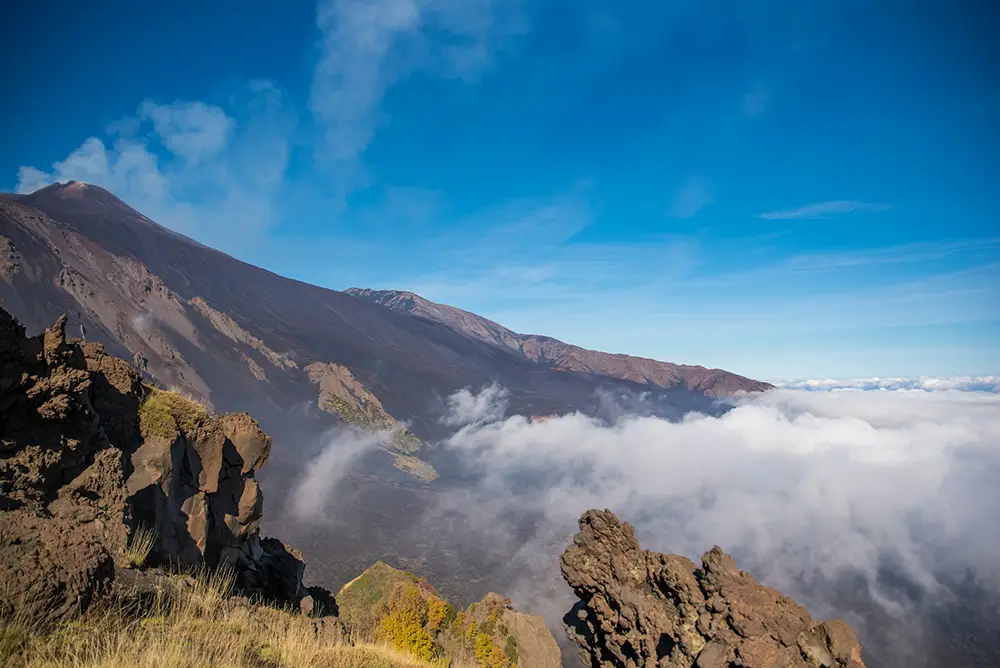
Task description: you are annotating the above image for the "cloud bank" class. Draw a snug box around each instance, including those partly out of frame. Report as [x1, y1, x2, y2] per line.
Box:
[779, 376, 1000, 393]
[425, 385, 1000, 666]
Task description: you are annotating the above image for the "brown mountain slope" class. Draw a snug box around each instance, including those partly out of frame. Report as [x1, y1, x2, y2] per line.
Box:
[0, 181, 766, 455]
[346, 288, 771, 397]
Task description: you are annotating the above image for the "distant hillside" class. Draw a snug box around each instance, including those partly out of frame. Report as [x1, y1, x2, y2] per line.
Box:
[346, 288, 771, 397]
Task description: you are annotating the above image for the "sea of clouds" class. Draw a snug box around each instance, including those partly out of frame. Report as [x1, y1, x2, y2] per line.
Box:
[292, 379, 1000, 665]
[778, 375, 1000, 393]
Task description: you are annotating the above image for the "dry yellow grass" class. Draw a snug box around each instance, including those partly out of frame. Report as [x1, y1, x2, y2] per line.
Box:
[124, 525, 157, 568]
[138, 386, 212, 439]
[0, 567, 473, 668]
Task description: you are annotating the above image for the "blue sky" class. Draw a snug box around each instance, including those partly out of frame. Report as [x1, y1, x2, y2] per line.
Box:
[2, 0, 997, 380]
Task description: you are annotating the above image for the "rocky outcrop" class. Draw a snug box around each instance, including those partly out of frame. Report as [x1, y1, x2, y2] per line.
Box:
[305, 361, 437, 481]
[0, 235, 19, 279]
[0, 311, 135, 622]
[129, 388, 271, 567]
[0, 308, 315, 623]
[561, 510, 866, 668]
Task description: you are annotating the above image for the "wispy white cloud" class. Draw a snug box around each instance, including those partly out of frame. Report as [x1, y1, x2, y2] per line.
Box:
[309, 0, 527, 194]
[441, 382, 508, 426]
[666, 174, 713, 219]
[742, 84, 768, 118]
[14, 82, 295, 252]
[757, 200, 890, 220]
[287, 428, 382, 522]
[138, 100, 234, 165]
[785, 238, 1000, 270]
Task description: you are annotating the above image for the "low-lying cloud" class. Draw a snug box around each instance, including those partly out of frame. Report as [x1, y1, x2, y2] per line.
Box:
[427, 384, 1000, 665]
[287, 427, 383, 522]
[779, 376, 1000, 393]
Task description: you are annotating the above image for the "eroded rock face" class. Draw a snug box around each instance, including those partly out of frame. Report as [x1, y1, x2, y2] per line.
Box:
[0, 308, 312, 621]
[128, 399, 271, 566]
[0, 311, 133, 622]
[560, 509, 866, 668]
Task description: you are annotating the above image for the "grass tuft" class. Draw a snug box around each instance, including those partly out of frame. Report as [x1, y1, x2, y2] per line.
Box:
[139, 387, 211, 439]
[124, 526, 157, 568]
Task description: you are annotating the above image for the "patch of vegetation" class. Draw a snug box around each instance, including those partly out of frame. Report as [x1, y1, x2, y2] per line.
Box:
[376, 583, 437, 661]
[326, 397, 391, 430]
[426, 597, 455, 633]
[0, 624, 26, 665]
[388, 429, 422, 455]
[451, 596, 517, 668]
[139, 387, 210, 439]
[0, 566, 466, 668]
[338, 562, 421, 637]
[473, 631, 511, 668]
[503, 636, 517, 665]
[124, 525, 157, 568]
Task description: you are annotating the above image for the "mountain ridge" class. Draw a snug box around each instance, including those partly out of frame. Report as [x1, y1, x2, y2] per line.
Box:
[346, 287, 772, 397]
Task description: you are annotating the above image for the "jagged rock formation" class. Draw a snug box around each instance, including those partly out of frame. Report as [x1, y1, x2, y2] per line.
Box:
[0, 307, 313, 622]
[561, 510, 866, 668]
[0, 310, 137, 622]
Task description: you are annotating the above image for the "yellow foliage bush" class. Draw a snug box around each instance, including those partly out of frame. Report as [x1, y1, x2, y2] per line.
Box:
[377, 612, 436, 662]
[473, 632, 509, 668]
[426, 596, 452, 632]
[374, 581, 451, 663]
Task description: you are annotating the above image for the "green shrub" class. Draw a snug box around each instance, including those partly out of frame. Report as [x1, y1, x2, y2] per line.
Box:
[504, 635, 517, 665]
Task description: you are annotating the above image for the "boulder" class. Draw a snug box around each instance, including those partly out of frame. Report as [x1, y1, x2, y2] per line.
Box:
[560, 509, 866, 668]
